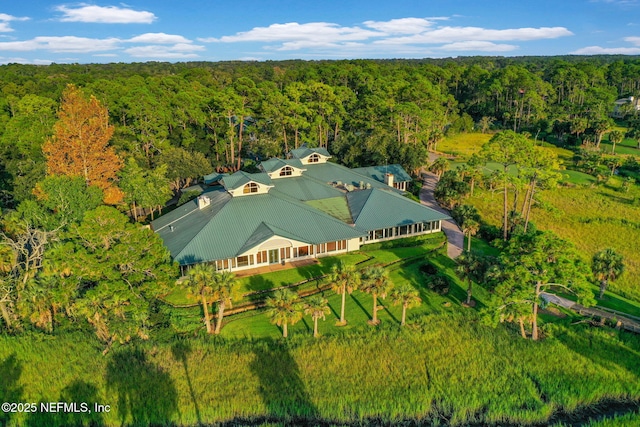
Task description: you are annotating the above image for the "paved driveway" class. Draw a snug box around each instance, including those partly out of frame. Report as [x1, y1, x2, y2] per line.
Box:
[419, 170, 463, 259]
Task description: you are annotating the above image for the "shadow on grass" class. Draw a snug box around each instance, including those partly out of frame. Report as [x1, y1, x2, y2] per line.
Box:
[0, 354, 23, 427]
[171, 340, 201, 426]
[558, 326, 640, 378]
[25, 380, 106, 427]
[249, 339, 319, 422]
[246, 275, 276, 293]
[105, 347, 178, 426]
[350, 293, 372, 321]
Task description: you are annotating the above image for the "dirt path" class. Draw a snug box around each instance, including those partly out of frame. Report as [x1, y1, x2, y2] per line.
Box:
[419, 170, 464, 259]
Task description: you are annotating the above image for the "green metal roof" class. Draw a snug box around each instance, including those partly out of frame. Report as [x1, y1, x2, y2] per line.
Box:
[290, 146, 331, 159]
[203, 172, 227, 185]
[221, 171, 273, 190]
[155, 192, 364, 265]
[153, 154, 448, 266]
[260, 158, 304, 173]
[270, 175, 343, 201]
[302, 162, 403, 193]
[346, 188, 449, 231]
[305, 197, 353, 223]
[352, 164, 412, 183]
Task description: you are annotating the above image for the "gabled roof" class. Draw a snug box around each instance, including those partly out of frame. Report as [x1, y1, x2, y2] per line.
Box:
[260, 158, 304, 173]
[352, 164, 412, 183]
[152, 187, 232, 259]
[290, 146, 331, 159]
[203, 172, 227, 185]
[346, 188, 449, 231]
[154, 192, 365, 265]
[221, 171, 273, 190]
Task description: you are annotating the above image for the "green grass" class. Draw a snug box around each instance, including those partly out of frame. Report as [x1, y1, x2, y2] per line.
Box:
[560, 169, 598, 186]
[162, 234, 446, 307]
[467, 177, 640, 302]
[2, 314, 639, 427]
[437, 132, 492, 158]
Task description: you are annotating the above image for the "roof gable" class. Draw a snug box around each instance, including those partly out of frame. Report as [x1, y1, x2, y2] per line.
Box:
[347, 188, 449, 231]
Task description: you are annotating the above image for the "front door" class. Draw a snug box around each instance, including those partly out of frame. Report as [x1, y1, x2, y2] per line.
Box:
[268, 249, 279, 264]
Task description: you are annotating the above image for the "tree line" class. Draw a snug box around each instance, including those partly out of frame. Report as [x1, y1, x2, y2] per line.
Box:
[1, 56, 640, 210]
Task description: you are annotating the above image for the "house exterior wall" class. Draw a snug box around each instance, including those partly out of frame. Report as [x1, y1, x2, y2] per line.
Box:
[361, 220, 442, 244]
[268, 166, 305, 179]
[209, 234, 357, 273]
[228, 182, 272, 197]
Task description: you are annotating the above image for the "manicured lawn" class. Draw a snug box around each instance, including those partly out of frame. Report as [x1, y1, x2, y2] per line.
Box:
[162, 233, 446, 306]
[220, 251, 489, 340]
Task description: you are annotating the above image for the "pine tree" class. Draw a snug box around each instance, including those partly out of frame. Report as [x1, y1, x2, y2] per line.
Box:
[42, 84, 123, 204]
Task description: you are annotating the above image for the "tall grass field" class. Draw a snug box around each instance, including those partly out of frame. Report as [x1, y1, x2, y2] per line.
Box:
[1, 314, 639, 427]
[439, 132, 640, 302]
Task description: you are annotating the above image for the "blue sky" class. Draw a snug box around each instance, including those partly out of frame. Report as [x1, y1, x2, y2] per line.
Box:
[0, 1, 639, 64]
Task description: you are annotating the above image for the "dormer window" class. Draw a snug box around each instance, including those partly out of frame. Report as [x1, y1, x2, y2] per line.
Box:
[243, 182, 259, 194]
[279, 166, 294, 176]
[308, 153, 320, 163]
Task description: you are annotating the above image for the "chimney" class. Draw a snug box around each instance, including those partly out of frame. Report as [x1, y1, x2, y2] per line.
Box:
[385, 173, 394, 188]
[197, 195, 211, 209]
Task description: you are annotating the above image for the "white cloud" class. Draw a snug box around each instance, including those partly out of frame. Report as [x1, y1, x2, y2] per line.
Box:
[625, 36, 640, 45]
[0, 36, 120, 52]
[55, 4, 156, 24]
[438, 41, 518, 52]
[0, 13, 29, 32]
[202, 22, 380, 45]
[362, 17, 444, 34]
[126, 33, 191, 44]
[379, 26, 573, 45]
[124, 43, 205, 58]
[571, 45, 640, 54]
[572, 36, 640, 54]
[202, 17, 573, 56]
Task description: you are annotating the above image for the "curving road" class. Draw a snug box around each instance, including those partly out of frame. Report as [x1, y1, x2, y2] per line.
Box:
[419, 169, 464, 259]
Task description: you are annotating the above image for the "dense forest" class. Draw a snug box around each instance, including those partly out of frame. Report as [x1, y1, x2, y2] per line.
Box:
[1, 56, 640, 426]
[1, 56, 640, 209]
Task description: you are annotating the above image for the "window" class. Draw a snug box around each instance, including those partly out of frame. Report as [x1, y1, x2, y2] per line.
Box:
[243, 182, 259, 194]
[326, 241, 337, 252]
[308, 153, 320, 163]
[237, 256, 249, 267]
[279, 166, 294, 176]
[298, 246, 309, 257]
[374, 229, 384, 240]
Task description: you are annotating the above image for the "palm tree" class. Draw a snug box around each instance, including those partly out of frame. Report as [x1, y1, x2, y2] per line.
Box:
[592, 248, 625, 299]
[304, 295, 330, 337]
[328, 262, 360, 326]
[212, 271, 240, 335]
[462, 219, 480, 253]
[608, 130, 623, 155]
[266, 289, 303, 338]
[390, 284, 421, 326]
[429, 157, 450, 179]
[455, 253, 482, 306]
[360, 266, 393, 325]
[184, 264, 216, 334]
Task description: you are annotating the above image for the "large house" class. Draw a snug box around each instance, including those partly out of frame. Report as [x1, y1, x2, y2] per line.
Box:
[151, 148, 448, 274]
